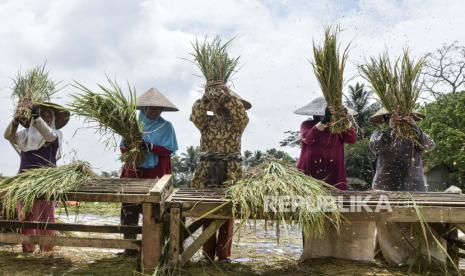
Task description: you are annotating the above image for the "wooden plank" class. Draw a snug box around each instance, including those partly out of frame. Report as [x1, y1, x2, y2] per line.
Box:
[178, 201, 465, 223]
[0, 233, 140, 249]
[63, 193, 160, 203]
[455, 223, 465, 233]
[150, 174, 173, 198]
[169, 204, 181, 267]
[181, 219, 204, 243]
[180, 219, 226, 266]
[141, 203, 161, 274]
[0, 220, 141, 234]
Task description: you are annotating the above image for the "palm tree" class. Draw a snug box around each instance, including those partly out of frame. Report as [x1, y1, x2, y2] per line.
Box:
[344, 82, 377, 138]
[180, 146, 199, 174]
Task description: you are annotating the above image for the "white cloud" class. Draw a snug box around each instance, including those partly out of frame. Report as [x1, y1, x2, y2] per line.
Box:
[0, 0, 464, 175]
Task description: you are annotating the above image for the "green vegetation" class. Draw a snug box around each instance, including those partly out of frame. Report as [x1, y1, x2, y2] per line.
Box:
[70, 77, 144, 170]
[312, 25, 351, 133]
[420, 91, 465, 188]
[0, 161, 95, 219]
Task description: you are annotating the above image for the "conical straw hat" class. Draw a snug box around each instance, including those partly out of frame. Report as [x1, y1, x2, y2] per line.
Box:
[294, 96, 356, 116]
[136, 87, 179, 111]
[19, 102, 70, 129]
[370, 107, 425, 124]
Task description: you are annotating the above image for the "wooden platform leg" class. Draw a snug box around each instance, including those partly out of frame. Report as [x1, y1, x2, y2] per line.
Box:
[169, 203, 181, 267]
[181, 219, 227, 266]
[142, 202, 161, 274]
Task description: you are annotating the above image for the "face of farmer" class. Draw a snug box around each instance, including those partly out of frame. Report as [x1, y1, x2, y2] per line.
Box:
[41, 109, 54, 126]
[144, 107, 162, 120]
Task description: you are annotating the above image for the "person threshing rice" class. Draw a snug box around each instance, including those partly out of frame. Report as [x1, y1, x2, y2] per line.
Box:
[295, 97, 377, 262]
[190, 82, 251, 262]
[119, 87, 178, 257]
[295, 97, 357, 190]
[369, 109, 446, 266]
[3, 102, 70, 253]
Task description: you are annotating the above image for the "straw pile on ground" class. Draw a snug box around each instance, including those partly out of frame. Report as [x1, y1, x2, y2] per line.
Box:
[12, 64, 57, 123]
[70, 77, 143, 169]
[360, 50, 426, 143]
[0, 161, 95, 219]
[312, 25, 351, 134]
[226, 159, 340, 238]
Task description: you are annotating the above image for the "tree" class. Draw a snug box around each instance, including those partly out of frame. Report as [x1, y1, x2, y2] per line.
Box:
[345, 139, 376, 189]
[172, 146, 200, 187]
[279, 130, 300, 148]
[422, 42, 465, 98]
[344, 82, 379, 138]
[420, 91, 465, 188]
[101, 170, 119, 178]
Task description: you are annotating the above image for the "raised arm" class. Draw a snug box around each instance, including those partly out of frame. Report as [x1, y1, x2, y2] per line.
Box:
[190, 99, 208, 131]
[4, 119, 19, 144]
[341, 127, 357, 144]
[224, 96, 249, 131]
[31, 117, 58, 143]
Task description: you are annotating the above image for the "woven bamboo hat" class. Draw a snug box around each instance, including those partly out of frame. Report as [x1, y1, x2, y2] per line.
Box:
[136, 87, 179, 111]
[370, 107, 425, 124]
[294, 96, 356, 116]
[38, 102, 70, 129]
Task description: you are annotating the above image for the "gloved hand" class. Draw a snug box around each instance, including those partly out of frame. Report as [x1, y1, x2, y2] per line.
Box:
[139, 140, 152, 151]
[321, 106, 331, 125]
[30, 104, 40, 119]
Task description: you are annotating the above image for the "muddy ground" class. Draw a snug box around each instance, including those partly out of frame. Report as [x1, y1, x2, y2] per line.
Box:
[0, 203, 459, 275]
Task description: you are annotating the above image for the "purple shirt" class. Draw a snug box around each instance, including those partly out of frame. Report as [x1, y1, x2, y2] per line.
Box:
[19, 139, 59, 173]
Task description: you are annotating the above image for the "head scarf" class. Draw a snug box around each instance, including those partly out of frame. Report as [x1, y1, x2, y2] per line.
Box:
[133, 110, 178, 169]
[15, 111, 63, 160]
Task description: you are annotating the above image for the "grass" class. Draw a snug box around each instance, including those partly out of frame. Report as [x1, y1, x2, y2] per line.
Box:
[360, 50, 426, 143]
[312, 25, 351, 134]
[69, 76, 144, 169]
[0, 161, 96, 219]
[226, 159, 340, 239]
[11, 64, 57, 122]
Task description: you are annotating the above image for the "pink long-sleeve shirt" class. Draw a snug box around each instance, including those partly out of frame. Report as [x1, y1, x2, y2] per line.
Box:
[296, 120, 357, 190]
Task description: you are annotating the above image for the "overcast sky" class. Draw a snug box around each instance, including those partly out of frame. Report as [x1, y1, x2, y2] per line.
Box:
[0, 0, 464, 176]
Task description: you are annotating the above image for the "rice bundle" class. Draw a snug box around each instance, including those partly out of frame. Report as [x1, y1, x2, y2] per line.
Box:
[70, 77, 144, 169]
[12, 64, 57, 123]
[226, 159, 340, 238]
[190, 36, 239, 104]
[360, 50, 426, 143]
[312, 25, 351, 133]
[0, 161, 95, 219]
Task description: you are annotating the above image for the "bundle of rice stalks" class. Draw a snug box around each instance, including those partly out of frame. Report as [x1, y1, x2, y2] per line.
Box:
[226, 159, 340, 238]
[12, 64, 57, 122]
[190, 35, 239, 106]
[0, 161, 95, 219]
[70, 77, 144, 169]
[312, 25, 351, 134]
[360, 50, 426, 143]
[191, 35, 239, 84]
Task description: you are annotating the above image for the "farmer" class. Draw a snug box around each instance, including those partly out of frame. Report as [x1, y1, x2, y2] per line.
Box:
[3, 102, 70, 253]
[190, 82, 251, 263]
[369, 108, 446, 265]
[296, 97, 377, 262]
[119, 87, 178, 257]
[296, 97, 356, 190]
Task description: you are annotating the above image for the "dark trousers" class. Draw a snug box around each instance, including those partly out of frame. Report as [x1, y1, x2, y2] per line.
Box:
[121, 203, 142, 240]
[202, 218, 234, 260]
